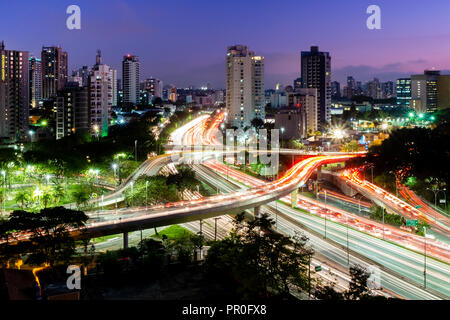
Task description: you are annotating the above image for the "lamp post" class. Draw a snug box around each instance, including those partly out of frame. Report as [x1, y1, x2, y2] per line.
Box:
[427, 188, 447, 212]
[145, 181, 149, 210]
[324, 190, 327, 239]
[112, 163, 118, 186]
[382, 207, 385, 240]
[346, 214, 350, 265]
[424, 226, 427, 289]
[1, 170, 5, 216]
[130, 181, 134, 206]
[356, 194, 365, 213]
[280, 127, 285, 148]
[134, 140, 138, 161]
[28, 130, 34, 150]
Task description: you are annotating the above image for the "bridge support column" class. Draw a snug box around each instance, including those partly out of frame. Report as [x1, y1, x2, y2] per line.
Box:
[291, 189, 298, 208]
[123, 232, 128, 249]
[254, 206, 261, 218]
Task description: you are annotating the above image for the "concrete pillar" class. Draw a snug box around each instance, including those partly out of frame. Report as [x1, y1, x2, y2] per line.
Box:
[254, 206, 261, 218]
[291, 189, 298, 208]
[123, 232, 128, 249]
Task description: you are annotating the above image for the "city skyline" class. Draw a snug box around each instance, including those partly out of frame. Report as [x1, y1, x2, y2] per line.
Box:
[2, 0, 450, 88]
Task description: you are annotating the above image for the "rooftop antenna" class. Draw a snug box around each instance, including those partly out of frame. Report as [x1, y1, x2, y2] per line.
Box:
[96, 49, 101, 65]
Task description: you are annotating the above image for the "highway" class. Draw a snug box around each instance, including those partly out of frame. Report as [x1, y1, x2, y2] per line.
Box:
[4, 112, 449, 299]
[192, 163, 447, 299]
[341, 169, 450, 240]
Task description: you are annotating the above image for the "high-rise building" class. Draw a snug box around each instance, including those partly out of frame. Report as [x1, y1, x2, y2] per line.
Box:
[411, 70, 440, 112]
[382, 81, 394, 99]
[122, 54, 140, 105]
[111, 69, 118, 107]
[294, 77, 303, 91]
[286, 87, 318, 136]
[72, 66, 90, 87]
[55, 83, 89, 139]
[88, 50, 115, 137]
[41, 46, 68, 99]
[396, 78, 411, 107]
[226, 45, 265, 128]
[169, 87, 177, 103]
[367, 78, 382, 99]
[142, 78, 163, 100]
[301, 46, 331, 124]
[29, 56, 42, 108]
[437, 75, 450, 110]
[331, 81, 341, 99]
[345, 76, 356, 99]
[0, 42, 29, 143]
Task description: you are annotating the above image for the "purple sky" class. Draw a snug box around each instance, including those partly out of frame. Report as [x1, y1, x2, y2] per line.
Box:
[2, 0, 450, 88]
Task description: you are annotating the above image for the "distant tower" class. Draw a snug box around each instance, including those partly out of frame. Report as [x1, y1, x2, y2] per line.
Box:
[96, 49, 102, 65]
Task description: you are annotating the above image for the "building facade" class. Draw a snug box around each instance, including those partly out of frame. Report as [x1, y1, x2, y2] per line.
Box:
[0, 42, 29, 143]
[411, 70, 439, 112]
[396, 78, 411, 108]
[301, 46, 331, 125]
[41, 46, 68, 100]
[29, 56, 42, 109]
[55, 84, 89, 139]
[286, 87, 318, 136]
[88, 50, 114, 137]
[122, 54, 140, 105]
[226, 45, 265, 128]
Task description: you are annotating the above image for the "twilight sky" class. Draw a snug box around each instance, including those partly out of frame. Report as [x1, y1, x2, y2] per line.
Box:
[2, 0, 450, 89]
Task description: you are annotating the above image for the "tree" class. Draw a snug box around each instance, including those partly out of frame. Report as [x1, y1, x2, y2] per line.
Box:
[1, 207, 89, 267]
[251, 117, 265, 129]
[345, 265, 372, 300]
[313, 283, 345, 300]
[204, 213, 314, 299]
[14, 190, 30, 209]
[71, 187, 90, 209]
[52, 184, 66, 205]
[41, 191, 52, 208]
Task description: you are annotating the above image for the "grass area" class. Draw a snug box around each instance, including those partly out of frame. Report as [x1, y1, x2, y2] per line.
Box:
[3, 183, 108, 210]
[152, 225, 194, 240]
[91, 234, 121, 243]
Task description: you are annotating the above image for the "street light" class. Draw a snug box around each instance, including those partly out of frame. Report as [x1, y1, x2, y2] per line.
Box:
[145, 180, 149, 210]
[1, 170, 5, 216]
[353, 194, 365, 213]
[424, 226, 427, 289]
[427, 188, 447, 213]
[280, 127, 285, 148]
[112, 163, 118, 186]
[324, 190, 327, 239]
[28, 130, 35, 150]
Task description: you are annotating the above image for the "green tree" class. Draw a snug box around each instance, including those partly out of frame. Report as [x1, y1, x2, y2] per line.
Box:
[71, 187, 90, 209]
[1, 207, 88, 267]
[14, 190, 30, 209]
[345, 265, 372, 300]
[204, 213, 314, 299]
